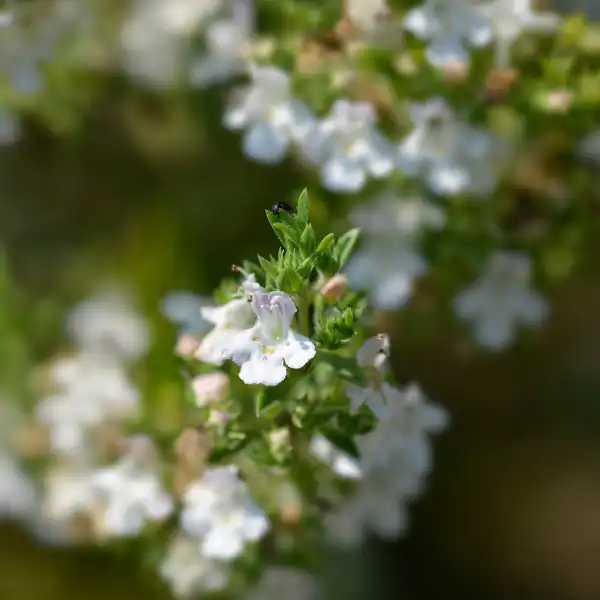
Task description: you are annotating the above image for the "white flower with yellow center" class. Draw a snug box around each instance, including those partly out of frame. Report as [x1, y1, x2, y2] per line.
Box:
[229, 290, 316, 386]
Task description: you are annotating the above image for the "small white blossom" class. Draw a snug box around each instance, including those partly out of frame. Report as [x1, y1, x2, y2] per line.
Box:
[229, 290, 316, 386]
[37, 356, 139, 456]
[345, 335, 400, 420]
[330, 384, 448, 546]
[190, 0, 254, 87]
[398, 98, 506, 197]
[244, 567, 321, 600]
[300, 99, 395, 193]
[67, 286, 150, 361]
[346, 191, 445, 310]
[477, 0, 560, 67]
[403, 0, 492, 66]
[121, 0, 219, 85]
[191, 372, 230, 407]
[181, 465, 269, 560]
[161, 291, 214, 336]
[309, 434, 361, 480]
[88, 455, 173, 538]
[454, 251, 548, 350]
[223, 64, 315, 163]
[160, 534, 229, 597]
[347, 237, 427, 310]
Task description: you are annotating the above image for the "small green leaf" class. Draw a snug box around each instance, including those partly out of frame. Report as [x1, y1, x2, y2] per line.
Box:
[296, 188, 310, 227]
[257, 255, 278, 279]
[265, 210, 288, 247]
[316, 232, 335, 254]
[260, 401, 284, 421]
[300, 224, 317, 255]
[336, 228, 360, 269]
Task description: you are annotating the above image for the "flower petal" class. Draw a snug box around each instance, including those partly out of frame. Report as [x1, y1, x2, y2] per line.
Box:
[239, 353, 287, 386]
[282, 331, 316, 369]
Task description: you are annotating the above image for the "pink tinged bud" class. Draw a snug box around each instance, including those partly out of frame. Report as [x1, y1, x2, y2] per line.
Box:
[320, 274, 349, 303]
[175, 333, 201, 358]
[191, 372, 230, 407]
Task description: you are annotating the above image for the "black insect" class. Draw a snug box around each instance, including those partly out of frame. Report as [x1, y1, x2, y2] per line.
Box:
[271, 201, 295, 216]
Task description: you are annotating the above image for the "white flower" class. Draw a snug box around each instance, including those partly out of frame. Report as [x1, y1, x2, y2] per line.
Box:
[195, 298, 257, 365]
[244, 567, 320, 600]
[37, 356, 139, 456]
[398, 98, 506, 197]
[477, 0, 559, 67]
[190, 0, 254, 87]
[403, 0, 492, 66]
[299, 99, 395, 193]
[346, 0, 389, 30]
[161, 291, 214, 336]
[346, 191, 445, 310]
[309, 434, 362, 480]
[160, 534, 229, 597]
[67, 286, 150, 361]
[229, 290, 316, 386]
[223, 64, 315, 163]
[330, 384, 448, 546]
[346, 238, 427, 310]
[181, 465, 269, 560]
[120, 0, 219, 85]
[88, 455, 173, 538]
[349, 189, 446, 238]
[191, 372, 230, 407]
[454, 251, 548, 350]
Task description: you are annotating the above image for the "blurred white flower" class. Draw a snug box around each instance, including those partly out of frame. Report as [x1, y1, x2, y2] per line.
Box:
[121, 0, 219, 85]
[330, 383, 448, 546]
[190, 0, 254, 87]
[223, 64, 315, 164]
[398, 98, 505, 197]
[578, 127, 600, 166]
[477, 0, 560, 67]
[160, 535, 229, 598]
[37, 356, 139, 456]
[309, 434, 361, 480]
[88, 455, 173, 538]
[345, 335, 399, 419]
[229, 290, 316, 386]
[244, 567, 321, 600]
[161, 291, 213, 336]
[454, 251, 548, 350]
[191, 372, 230, 407]
[346, 0, 389, 30]
[346, 191, 445, 310]
[348, 238, 427, 310]
[403, 0, 492, 65]
[181, 465, 269, 560]
[67, 287, 150, 361]
[349, 189, 446, 238]
[300, 99, 395, 193]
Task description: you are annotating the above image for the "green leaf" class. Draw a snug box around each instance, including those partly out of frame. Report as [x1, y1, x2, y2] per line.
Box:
[265, 210, 288, 247]
[260, 401, 284, 421]
[296, 188, 310, 227]
[336, 228, 360, 269]
[300, 224, 316, 255]
[316, 232, 335, 254]
[272, 222, 300, 247]
[257, 255, 278, 279]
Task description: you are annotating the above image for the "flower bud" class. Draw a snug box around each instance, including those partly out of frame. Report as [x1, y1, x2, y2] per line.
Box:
[174, 333, 201, 359]
[320, 274, 349, 303]
[191, 372, 229, 407]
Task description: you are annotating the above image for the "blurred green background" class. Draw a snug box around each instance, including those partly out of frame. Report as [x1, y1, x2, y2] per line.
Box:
[4, 1, 600, 599]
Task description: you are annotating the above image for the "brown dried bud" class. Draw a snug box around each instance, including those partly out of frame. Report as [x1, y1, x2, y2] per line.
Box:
[320, 274, 349, 303]
[442, 59, 469, 85]
[484, 68, 520, 104]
